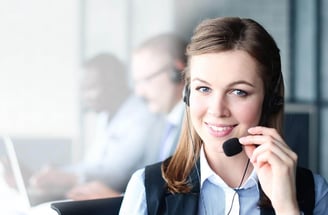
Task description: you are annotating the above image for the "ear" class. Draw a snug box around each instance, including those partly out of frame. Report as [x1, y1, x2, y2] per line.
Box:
[174, 60, 185, 72]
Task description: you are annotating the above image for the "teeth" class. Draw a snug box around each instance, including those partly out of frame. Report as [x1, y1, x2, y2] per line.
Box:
[209, 125, 231, 132]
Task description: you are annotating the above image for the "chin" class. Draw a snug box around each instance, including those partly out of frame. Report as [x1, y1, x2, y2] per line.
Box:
[148, 106, 159, 114]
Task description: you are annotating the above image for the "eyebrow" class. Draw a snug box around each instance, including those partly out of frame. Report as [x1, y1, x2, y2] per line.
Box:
[191, 78, 256, 88]
[191, 78, 210, 85]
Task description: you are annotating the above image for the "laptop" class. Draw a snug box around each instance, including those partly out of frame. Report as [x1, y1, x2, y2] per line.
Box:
[1, 136, 66, 208]
[1, 135, 32, 209]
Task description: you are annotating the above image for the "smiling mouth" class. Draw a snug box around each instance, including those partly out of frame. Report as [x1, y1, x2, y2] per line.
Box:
[205, 122, 238, 138]
[207, 124, 235, 132]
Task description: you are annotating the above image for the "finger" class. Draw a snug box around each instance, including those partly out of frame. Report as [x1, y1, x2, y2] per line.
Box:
[253, 150, 297, 193]
[253, 146, 296, 170]
[239, 132, 296, 161]
[243, 144, 257, 160]
[247, 126, 284, 142]
[240, 135, 297, 169]
[246, 139, 296, 166]
[249, 139, 298, 179]
[259, 140, 296, 163]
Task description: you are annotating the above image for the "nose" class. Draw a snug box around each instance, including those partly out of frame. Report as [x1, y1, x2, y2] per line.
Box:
[207, 94, 230, 117]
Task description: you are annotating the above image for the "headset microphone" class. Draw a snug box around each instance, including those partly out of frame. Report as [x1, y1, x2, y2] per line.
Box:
[222, 138, 243, 157]
[223, 137, 250, 215]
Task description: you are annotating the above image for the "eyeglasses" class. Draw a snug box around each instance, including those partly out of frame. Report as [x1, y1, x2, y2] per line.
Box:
[134, 64, 172, 85]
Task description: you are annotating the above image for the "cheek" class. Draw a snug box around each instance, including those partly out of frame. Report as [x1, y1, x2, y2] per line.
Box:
[234, 100, 263, 126]
[154, 77, 171, 91]
[189, 98, 207, 125]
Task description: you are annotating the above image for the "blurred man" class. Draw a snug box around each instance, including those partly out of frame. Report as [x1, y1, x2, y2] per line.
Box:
[65, 33, 188, 200]
[80, 53, 130, 116]
[29, 53, 164, 201]
[131, 33, 187, 162]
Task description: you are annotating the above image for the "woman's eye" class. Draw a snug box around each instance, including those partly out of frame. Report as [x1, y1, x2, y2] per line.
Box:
[232, 89, 247, 96]
[196, 86, 211, 93]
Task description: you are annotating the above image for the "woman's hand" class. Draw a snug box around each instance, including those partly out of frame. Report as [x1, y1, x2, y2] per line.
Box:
[239, 126, 300, 214]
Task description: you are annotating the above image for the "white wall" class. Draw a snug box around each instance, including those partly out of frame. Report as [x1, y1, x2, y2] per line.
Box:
[84, 0, 129, 62]
[83, 0, 175, 61]
[0, 1, 80, 139]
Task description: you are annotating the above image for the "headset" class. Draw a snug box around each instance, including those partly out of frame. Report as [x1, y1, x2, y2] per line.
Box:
[259, 71, 284, 126]
[266, 72, 284, 113]
[183, 84, 191, 106]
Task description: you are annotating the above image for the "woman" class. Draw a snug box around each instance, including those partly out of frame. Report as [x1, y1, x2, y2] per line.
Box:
[119, 17, 328, 215]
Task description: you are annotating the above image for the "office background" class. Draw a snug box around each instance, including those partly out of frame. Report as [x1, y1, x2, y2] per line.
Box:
[0, 0, 327, 179]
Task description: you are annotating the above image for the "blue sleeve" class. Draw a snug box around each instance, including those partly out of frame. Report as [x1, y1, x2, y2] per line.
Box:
[313, 174, 328, 214]
[119, 168, 148, 215]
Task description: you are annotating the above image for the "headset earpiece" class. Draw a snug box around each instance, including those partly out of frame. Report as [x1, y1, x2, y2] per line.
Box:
[268, 71, 284, 113]
[260, 71, 284, 126]
[183, 85, 190, 106]
[268, 95, 284, 113]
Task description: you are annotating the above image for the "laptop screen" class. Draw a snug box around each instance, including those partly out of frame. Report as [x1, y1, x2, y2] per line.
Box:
[1, 136, 31, 208]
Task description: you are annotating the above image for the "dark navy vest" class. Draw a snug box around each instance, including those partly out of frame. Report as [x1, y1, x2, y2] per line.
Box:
[145, 159, 314, 215]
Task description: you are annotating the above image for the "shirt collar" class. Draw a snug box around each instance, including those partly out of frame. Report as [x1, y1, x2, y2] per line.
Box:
[200, 146, 258, 190]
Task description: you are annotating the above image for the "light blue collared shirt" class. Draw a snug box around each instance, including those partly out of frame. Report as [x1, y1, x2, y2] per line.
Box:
[198, 148, 259, 214]
[159, 101, 184, 160]
[119, 147, 328, 215]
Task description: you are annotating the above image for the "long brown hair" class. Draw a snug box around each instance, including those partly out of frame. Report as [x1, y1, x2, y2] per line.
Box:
[162, 17, 284, 194]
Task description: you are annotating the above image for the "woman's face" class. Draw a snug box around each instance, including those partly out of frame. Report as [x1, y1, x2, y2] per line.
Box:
[189, 50, 264, 152]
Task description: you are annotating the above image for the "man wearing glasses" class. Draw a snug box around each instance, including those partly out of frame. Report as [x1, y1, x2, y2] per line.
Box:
[131, 33, 187, 161]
